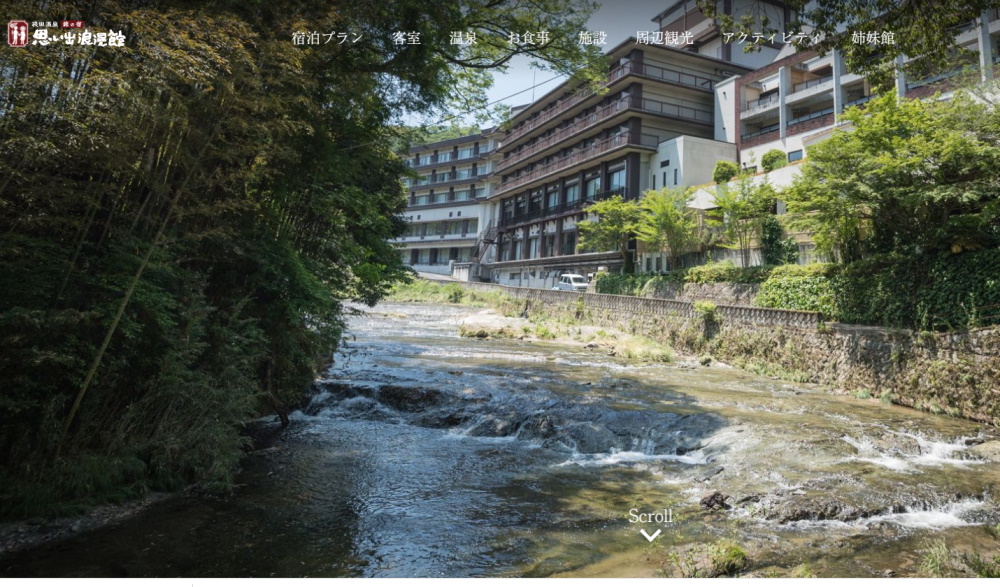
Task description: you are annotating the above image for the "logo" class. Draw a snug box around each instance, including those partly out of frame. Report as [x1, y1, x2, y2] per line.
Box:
[8, 20, 28, 47]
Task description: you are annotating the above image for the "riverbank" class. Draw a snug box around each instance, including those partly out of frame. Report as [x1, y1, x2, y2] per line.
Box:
[0, 493, 177, 557]
[389, 279, 1000, 426]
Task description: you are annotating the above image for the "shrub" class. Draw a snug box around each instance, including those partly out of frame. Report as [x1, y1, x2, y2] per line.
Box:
[693, 300, 719, 325]
[710, 542, 750, 577]
[760, 148, 787, 172]
[712, 160, 740, 184]
[754, 264, 839, 317]
[684, 261, 772, 284]
[594, 273, 654, 296]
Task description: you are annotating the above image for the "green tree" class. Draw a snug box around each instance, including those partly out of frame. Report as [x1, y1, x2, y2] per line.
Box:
[577, 196, 644, 274]
[713, 160, 740, 184]
[781, 93, 1000, 262]
[710, 176, 778, 267]
[635, 188, 700, 271]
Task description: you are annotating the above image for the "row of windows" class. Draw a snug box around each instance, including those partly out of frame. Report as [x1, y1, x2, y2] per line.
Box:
[411, 145, 493, 167]
[405, 247, 477, 265]
[501, 166, 626, 219]
[411, 188, 485, 205]
[400, 219, 479, 238]
[499, 231, 578, 261]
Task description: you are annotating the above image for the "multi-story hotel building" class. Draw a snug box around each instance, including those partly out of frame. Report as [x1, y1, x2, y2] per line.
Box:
[395, 130, 500, 278]
[721, 8, 1000, 170]
[395, 3, 1000, 284]
[480, 1, 794, 287]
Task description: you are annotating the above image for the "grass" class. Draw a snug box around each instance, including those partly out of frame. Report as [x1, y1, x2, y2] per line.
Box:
[611, 336, 673, 362]
[388, 279, 514, 309]
[666, 541, 751, 578]
[457, 325, 519, 339]
[710, 542, 750, 577]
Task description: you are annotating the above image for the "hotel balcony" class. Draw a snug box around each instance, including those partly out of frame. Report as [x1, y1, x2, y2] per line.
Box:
[786, 75, 834, 103]
[502, 61, 718, 146]
[496, 132, 658, 196]
[497, 96, 711, 172]
[408, 147, 482, 170]
[392, 232, 478, 243]
[741, 94, 780, 119]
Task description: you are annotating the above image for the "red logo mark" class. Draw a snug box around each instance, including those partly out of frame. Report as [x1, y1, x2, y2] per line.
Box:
[8, 20, 29, 47]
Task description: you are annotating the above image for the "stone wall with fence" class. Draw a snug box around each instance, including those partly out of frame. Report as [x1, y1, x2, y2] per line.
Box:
[434, 279, 1000, 426]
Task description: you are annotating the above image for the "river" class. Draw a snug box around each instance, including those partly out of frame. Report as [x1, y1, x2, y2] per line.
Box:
[2, 302, 999, 577]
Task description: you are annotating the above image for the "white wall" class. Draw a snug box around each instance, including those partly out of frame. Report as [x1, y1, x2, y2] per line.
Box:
[714, 77, 738, 142]
[648, 136, 737, 191]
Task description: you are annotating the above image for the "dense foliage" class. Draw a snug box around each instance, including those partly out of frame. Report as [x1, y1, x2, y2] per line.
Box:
[754, 264, 840, 317]
[0, 0, 601, 516]
[832, 251, 1000, 330]
[594, 261, 778, 295]
[759, 216, 799, 266]
[783, 93, 1000, 262]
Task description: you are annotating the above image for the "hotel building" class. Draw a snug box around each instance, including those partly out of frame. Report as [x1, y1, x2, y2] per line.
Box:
[396, 3, 1000, 284]
[395, 130, 501, 279]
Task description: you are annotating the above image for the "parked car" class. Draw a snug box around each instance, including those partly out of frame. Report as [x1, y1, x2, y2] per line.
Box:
[553, 273, 589, 292]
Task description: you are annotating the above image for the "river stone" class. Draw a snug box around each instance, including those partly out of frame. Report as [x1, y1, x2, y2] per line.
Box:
[561, 422, 620, 454]
[966, 440, 1000, 462]
[464, 413, 523, 437]
[376, 385, 447, 412]
[764, 497, 884, 523]
[700, 491, 730, 510]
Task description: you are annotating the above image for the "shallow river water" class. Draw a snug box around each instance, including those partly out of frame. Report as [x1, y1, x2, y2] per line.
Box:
[3, 302, 999, 577]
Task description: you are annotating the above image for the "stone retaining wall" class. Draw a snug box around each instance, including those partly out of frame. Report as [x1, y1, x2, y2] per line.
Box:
[457, 280, 820, 330]
[432, 279, 1000, 425]
[641, 282, 761, 306]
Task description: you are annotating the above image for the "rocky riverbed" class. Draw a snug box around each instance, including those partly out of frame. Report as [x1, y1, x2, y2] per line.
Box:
[2, 302, 998, 578]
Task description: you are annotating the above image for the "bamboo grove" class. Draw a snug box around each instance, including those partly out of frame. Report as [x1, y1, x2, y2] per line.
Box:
[0, 0, 602, 517]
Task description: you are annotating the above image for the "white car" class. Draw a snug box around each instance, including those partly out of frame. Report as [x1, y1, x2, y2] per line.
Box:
[553, 274, 589, 292]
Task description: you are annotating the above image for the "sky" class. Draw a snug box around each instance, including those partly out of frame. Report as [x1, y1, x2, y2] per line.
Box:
[407, 0, 680, 129]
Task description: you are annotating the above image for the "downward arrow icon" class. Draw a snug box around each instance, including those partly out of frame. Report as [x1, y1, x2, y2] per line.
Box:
[639, 528, 661, 542]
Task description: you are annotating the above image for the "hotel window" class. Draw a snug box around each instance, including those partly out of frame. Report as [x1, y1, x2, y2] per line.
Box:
[609, 168, 626, 192]
[546, 189, 559, 209]
[584, 176, 601, 198]
[565, 183, 580, 203]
